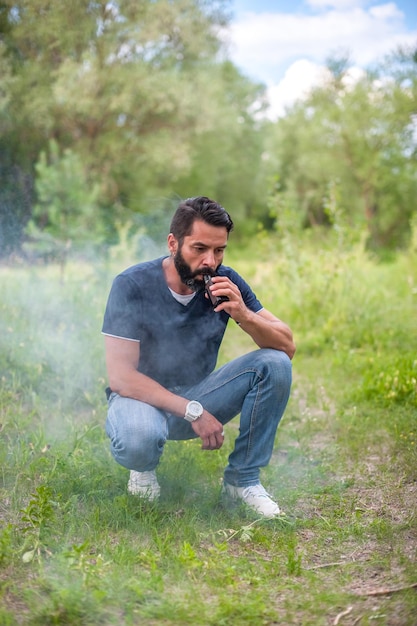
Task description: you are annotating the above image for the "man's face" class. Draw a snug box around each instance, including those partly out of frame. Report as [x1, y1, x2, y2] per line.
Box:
[171, 220, 228, 290]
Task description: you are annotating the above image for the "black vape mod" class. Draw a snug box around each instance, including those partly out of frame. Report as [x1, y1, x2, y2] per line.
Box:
[204, 275, 229, 308]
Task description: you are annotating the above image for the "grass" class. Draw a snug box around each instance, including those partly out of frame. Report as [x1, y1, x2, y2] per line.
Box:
[0, 232, 416, 625]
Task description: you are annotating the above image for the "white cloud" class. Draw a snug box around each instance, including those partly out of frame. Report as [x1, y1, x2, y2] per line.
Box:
[265, 60, 326, 119]
[226, 2, 417, 118]
[263, 61, 369, 120]
[228, 5, 414, 83]
[369, 2, 403, 19]
[306, 0, 366, 9]
[340, 65, 366, 87]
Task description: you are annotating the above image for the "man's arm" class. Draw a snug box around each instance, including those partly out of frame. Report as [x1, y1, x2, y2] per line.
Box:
[105, 335, 187, 415]
[208, 276, 296, 359]
[236, 308, 296, 358]
[104, 335, 224, 449]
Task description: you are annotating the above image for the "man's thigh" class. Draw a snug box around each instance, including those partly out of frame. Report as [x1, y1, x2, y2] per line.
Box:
[170, 349, 277, 430]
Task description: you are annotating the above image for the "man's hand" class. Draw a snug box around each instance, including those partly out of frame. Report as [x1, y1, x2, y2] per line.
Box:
[208, 276, 296, 359]
[207, 275, 246, 321]
[191, 410, 225, 450]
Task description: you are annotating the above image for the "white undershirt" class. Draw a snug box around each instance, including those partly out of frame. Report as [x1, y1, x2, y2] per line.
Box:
[168, 287, 196, 306]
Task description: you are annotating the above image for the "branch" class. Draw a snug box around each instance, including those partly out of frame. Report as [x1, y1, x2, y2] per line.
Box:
[333, 606, 352, 625]
[306, 560, 350, 570]
[354, 582, 417, 597]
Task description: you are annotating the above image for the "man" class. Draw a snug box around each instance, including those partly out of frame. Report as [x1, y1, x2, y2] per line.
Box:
[102, 196, 295, 518]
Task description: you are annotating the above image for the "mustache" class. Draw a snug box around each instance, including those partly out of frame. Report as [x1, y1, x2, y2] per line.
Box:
[183, 268, 217, 292]
[192, 268, 215, 278]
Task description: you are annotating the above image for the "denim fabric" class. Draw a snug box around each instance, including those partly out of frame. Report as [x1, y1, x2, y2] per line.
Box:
[105, 348, 292, 487]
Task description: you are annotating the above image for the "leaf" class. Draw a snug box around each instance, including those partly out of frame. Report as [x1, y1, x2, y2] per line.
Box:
[22, 549, 36, 563]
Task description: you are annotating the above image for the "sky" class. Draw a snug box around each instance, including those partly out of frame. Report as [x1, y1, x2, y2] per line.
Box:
[225, 0, 417, 118]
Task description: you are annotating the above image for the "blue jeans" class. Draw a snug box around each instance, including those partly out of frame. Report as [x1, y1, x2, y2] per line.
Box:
[105, 349, 292, 487]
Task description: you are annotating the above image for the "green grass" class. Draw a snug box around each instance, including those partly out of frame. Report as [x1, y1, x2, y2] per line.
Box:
[1, 234, 416, 625]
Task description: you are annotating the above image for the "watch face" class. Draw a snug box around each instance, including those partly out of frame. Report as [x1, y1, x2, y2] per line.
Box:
[185, 401, 203, 421]
[188, 401, 202, 417]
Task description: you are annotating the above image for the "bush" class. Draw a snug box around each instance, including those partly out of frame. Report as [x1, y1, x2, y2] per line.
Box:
[361, 355, 417, 407]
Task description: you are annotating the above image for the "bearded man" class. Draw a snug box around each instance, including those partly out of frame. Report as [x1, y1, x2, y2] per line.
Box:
[102, 196, 295, 517]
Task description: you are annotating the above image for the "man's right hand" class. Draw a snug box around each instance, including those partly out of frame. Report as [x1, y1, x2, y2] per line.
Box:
[191, 411, 225, 450]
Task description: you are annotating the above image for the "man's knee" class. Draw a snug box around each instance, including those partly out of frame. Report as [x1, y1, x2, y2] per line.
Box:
[108, 428, 165, 471]
[106, 398, 166, 470]
[255, 349, 292, 385]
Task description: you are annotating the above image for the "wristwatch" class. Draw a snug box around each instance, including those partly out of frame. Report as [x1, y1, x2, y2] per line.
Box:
[184, 400, 203, 422]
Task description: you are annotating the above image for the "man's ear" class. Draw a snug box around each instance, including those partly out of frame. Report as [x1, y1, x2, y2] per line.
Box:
[167, 233, 178, 255]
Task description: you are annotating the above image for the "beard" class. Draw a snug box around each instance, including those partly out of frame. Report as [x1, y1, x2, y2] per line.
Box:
[173, 248, 218, 291]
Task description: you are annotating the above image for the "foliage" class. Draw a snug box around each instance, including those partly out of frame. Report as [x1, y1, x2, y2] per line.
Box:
[0, 0, 269, 252]
[264, 48, 417, 251]
[1, 2, 416, 256]
[25, 139, 102, 258]
[361, 356, 417, 407]
[20, 485, 56, 563]
[0, 524, 13, 566]
[0, 151, 33, 257]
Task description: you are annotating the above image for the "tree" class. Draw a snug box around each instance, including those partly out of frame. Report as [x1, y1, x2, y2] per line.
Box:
[266, 48, 417, 250]
[173, 60, 269, 230]
[2, 0, 268, 252]
[26, 139, 102, 259]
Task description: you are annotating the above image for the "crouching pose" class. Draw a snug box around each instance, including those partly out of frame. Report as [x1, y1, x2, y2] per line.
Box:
[102, 196, 295, 518]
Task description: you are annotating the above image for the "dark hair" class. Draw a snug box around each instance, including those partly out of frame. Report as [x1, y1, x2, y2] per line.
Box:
[169, 196, 233, 244]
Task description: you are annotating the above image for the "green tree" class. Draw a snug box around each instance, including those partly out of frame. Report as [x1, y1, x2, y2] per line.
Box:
[3, 0, 268, 252]
[26, 139, 102, 259]
[0, 16, 34, 256]
[174, 60, 269, 230]
[266, 48, 417, 250]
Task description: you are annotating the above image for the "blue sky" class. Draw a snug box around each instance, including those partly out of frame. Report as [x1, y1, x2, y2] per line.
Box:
[232, 0, 417, 28]
[224, 1, 417, 117]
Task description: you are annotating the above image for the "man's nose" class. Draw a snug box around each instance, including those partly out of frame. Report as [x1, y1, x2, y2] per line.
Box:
[202, 250, 216, 267]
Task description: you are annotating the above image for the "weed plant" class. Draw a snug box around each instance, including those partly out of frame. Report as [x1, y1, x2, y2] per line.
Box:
[0, 229, 416, 625]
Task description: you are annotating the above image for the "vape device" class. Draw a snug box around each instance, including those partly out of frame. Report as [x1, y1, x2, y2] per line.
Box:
[204, 275, 229, 308]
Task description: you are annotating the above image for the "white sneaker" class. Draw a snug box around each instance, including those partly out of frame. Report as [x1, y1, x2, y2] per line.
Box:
[223, 482, 282, 518]
[127, 470, 160, 501]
